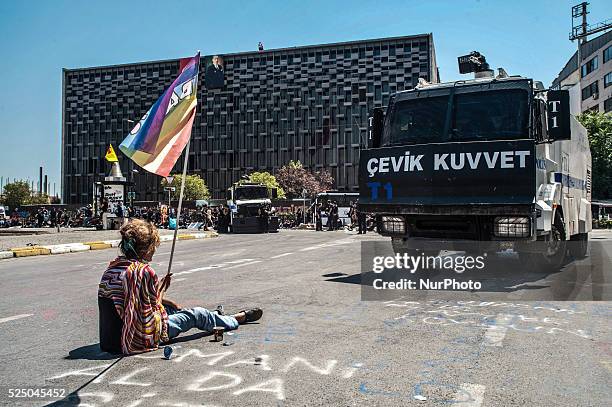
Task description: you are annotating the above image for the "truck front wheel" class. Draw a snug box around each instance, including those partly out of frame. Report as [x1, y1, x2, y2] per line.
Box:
[519, 215, 566, 273]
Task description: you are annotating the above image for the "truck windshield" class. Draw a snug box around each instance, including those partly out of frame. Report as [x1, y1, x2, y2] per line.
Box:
[387, 96, 447, 145]
[385, 89, 529, 145]
[235, 186, 268, 200]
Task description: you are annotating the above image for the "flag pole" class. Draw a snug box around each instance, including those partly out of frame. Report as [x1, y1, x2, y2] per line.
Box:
[165, 51, 200, 278]
[166, 138, 190, 277]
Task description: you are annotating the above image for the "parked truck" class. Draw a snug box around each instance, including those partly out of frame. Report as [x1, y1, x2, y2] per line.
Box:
[227, 182, 279, 233]
[359, 52, 592, 271]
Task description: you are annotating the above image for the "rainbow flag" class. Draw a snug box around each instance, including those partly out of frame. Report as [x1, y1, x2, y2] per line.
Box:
[120, 53, 200, 177]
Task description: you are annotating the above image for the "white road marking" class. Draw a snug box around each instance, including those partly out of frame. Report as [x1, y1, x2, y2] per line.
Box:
[483, 314, 512, 347]
[453, 383, 486, 407]
[299, 239, 354, 252]
[184, 266, 214, 273]
[226, 259, 254, 264]
[172, 271, 193, 276]
[225, 260, 262, 269]
[270, 252, 293, 259]
[174, 278, 187, 282]
[0, 314, 33, 324]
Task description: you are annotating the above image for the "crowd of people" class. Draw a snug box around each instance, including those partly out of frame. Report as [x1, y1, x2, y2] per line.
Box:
[113, 204, 233, 232]
[3, 200, 374, 233]
[313, 201, 372, 233]
[3, 206, 99, 228]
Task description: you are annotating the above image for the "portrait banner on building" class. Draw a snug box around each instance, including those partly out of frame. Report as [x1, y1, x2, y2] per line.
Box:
[203, 55, 225, 89]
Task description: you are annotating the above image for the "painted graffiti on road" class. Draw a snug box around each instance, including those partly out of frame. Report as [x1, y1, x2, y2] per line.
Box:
[382, 300, 593, 340]
[47, 349, 366, 405]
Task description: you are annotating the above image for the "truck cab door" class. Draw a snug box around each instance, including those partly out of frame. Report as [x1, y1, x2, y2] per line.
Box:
[561, 153, 569, 196]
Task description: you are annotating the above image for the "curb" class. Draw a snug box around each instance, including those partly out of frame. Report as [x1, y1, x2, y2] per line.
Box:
[1, 232, 218, 260]
[87, 242, 113, 250]
[0, 251, 14, 259]
[178, 234, 196, 240]
[11, 247, 51, 257]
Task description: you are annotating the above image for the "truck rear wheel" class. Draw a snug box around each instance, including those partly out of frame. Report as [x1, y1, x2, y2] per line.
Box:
[519, 215, 566, 273]
[569, 232, 589, 259]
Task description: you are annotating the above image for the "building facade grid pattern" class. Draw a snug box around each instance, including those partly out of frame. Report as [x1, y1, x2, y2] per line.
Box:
[62, 35, 437, 204]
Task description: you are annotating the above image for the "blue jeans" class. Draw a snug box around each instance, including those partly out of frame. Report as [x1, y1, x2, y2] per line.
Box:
[166, 306, 239, 339]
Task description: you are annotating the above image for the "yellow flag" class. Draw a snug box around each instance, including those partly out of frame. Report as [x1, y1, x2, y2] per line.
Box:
[105, 144, 119, 162]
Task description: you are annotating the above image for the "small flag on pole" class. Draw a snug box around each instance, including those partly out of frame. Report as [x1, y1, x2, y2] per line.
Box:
[105, 144, 119, 162]
[119, 53, 200, 177]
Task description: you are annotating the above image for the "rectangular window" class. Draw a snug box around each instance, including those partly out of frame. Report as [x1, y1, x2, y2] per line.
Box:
[581, 80, 599, 100]
[604, 72, 612, 88]
[605, 96, 612, 113]
[604, 45, 612, 63]
[581, 56, 598, 77]
[586, 105, 599, 113]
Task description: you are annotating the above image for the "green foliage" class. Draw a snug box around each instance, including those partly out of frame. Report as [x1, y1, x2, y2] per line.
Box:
[287, 160, 303, 170]
[28, 194, 51, 205]
[2, 181, 31, 210]
[593, 219, 612, 229]
[161, 174, 211, 201]
[578, 112, 612, 199]
[240, 171, 286, 198]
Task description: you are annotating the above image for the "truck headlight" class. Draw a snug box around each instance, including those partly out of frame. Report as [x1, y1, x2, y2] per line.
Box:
[494, 217, 530, 238]
[381, 216, 406, 234]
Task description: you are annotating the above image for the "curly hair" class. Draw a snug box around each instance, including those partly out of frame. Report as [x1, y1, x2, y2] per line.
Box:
[119, 219, 160, 261]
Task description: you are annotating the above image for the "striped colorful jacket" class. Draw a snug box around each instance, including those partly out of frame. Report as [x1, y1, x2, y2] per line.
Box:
[98, 257, 169, 354]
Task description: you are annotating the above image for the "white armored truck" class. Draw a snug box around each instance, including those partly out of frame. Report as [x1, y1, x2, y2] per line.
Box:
[226, 182, 279, 233]
[359, 52, 592, 271]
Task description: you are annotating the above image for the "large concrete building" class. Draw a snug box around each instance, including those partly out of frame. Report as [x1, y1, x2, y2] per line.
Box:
[552, 30, 612, 114]
[62, 34, 439, 204]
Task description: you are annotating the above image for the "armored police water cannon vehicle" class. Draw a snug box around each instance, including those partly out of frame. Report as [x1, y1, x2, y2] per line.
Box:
[226, 182, 279, 233]
[359, 51, 592, 270]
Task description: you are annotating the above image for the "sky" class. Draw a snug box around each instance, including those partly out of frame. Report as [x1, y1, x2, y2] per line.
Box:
[0, 0, 610, 194]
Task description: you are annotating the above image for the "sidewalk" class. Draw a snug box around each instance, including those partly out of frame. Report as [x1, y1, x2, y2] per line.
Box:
[0, 227, 217, 259]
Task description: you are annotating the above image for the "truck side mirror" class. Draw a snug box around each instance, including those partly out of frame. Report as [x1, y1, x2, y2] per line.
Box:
[271, 188, 278, 199]
[547, 90, 571, 141]
[368, 107, 384, 148]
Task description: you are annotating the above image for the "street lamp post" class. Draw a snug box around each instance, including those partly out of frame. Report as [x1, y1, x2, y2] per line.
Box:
[124, 119, 135, 207]
[302, 189, 307, 225]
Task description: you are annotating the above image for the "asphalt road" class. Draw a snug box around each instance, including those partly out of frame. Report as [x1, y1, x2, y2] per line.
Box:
[0, 229, 610, 406]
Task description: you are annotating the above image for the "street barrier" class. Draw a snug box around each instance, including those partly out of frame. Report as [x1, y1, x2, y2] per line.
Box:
[1, 231, 217, 260]
[178, 234, 196, 240]
[103, 239, 121, 247]
[12, 247, 51, 257]
[87, 242, 112, 250]
[0, 251, 14, 259]
[46, 246, 71, 254]
[69, 245, 90, 253]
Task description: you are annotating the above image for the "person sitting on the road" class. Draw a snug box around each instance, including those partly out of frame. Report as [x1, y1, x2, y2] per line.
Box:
[98, 219, 263, 354]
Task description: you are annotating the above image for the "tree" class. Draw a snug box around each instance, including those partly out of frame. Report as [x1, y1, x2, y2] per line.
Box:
[578, 112, 612, 200]
[28, 194, 51, 205]
[276, 160, 335, 198]
[161, 174, 211, 201]
[313, 169, 334, 195]
[2, 181, 31, 210]
[240, 171, 286, 198]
